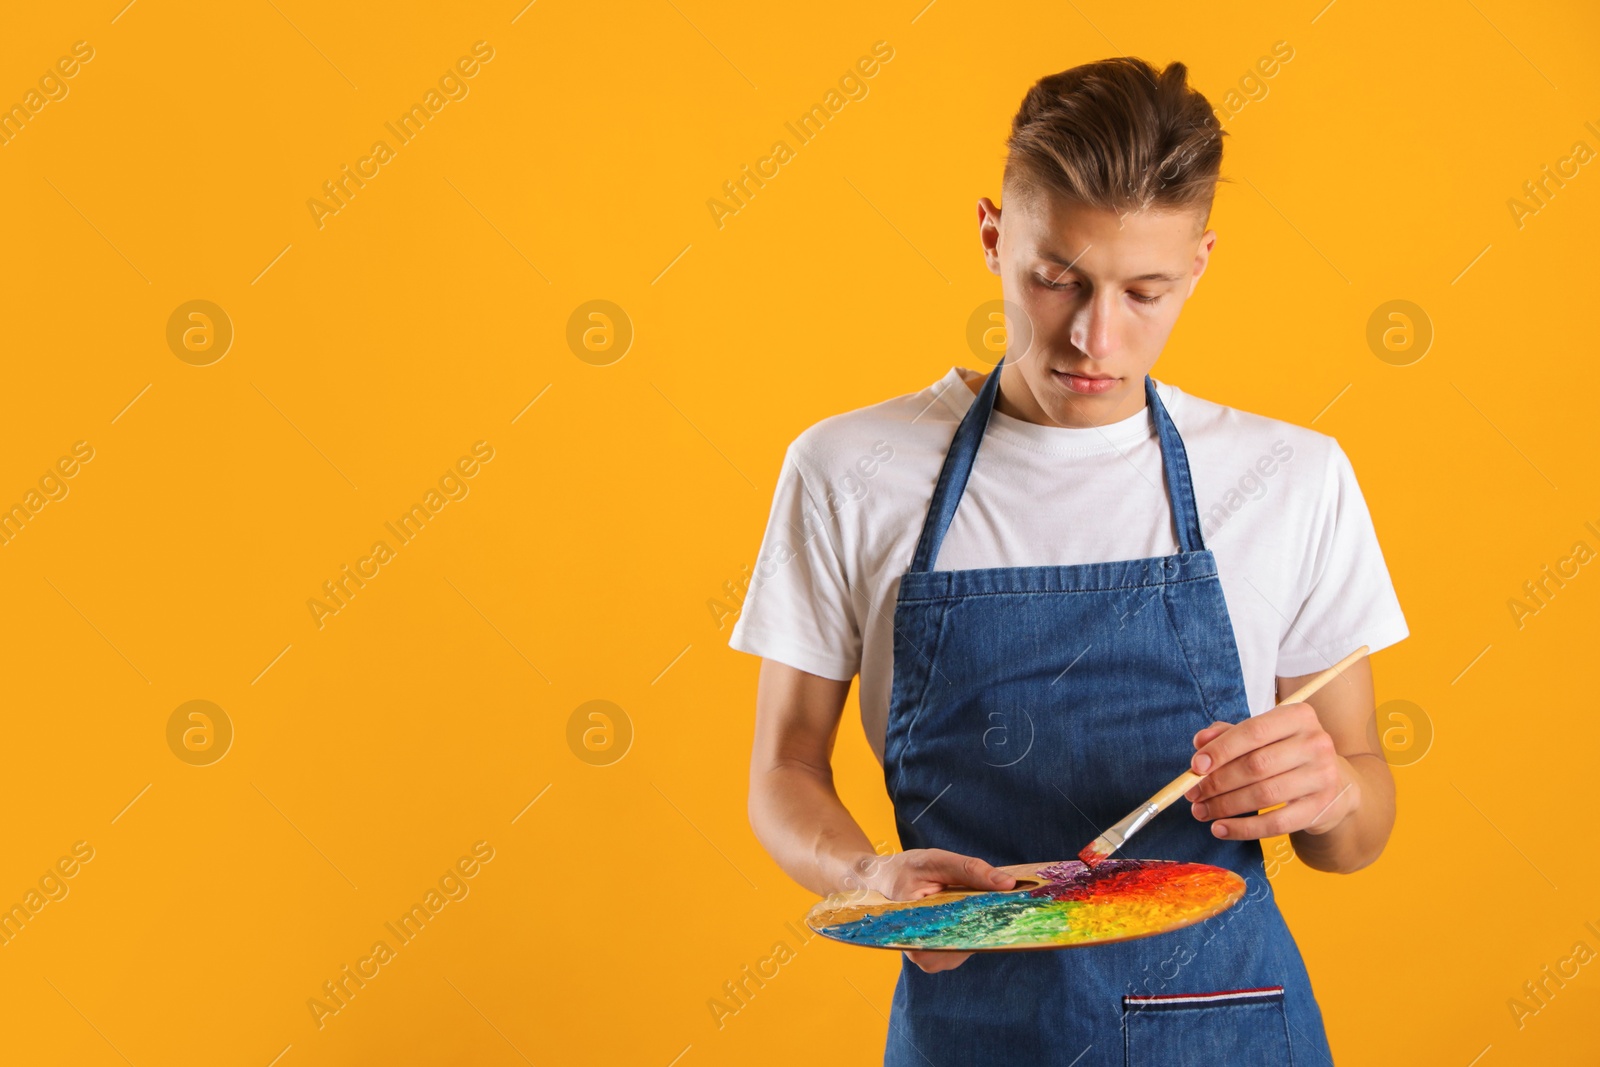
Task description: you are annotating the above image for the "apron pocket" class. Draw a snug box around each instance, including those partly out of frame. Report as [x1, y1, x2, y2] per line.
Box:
[1122, 986, 1292, 1067]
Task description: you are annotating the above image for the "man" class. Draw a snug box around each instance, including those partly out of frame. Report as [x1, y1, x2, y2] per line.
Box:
[731, 56, 1407, 1064]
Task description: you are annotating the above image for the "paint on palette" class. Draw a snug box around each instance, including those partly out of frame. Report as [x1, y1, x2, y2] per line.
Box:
[805, 858, 1245, 952]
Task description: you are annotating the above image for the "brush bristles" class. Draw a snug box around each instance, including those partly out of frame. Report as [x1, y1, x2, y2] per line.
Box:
[1077, 839, 1112, 868]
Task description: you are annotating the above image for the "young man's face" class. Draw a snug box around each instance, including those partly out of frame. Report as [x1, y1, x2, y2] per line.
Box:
[977, 191, 1217, 427]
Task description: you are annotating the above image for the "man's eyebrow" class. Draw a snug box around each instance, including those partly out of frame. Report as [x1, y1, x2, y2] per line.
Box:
[1038, 250, 1185, 282]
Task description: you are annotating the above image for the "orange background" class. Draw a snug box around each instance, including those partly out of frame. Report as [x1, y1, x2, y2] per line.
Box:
[1, 1, 1596, 1063]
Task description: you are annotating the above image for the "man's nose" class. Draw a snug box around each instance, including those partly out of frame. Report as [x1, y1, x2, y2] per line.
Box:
[1068, 293, 1121, 361]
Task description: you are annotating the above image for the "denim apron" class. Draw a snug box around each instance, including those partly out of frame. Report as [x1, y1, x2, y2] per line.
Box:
[882, 356, 1335, 1066]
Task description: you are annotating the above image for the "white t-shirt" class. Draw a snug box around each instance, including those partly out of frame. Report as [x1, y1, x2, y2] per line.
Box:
[728, 366, 1410, 764]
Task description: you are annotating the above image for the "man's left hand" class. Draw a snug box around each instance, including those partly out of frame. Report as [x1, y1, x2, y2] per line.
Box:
[1184, 702, 1359, 840]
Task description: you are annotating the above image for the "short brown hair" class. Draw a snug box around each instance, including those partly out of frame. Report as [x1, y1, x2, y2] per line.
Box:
[1003, 57, 1226, 222]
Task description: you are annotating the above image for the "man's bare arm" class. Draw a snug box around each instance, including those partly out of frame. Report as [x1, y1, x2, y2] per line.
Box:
[1280, 657, 1396, 873]
[746, 658, 875, 898]
[747, 658, 1016, 973]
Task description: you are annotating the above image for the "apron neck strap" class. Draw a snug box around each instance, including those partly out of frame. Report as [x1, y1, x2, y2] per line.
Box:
[908, 357, 1207, 573]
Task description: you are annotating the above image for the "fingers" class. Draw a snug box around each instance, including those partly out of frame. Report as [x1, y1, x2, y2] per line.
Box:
[1182, 705, 1353, 839]
[873, 849, 1018, 902]
[1202, 794, 1330, 841]
[1188, 734, 1327, 802]
[1190, 703, 1315, 778]
[1192, 721, 1229, 750]
[1189, 766, 1330, 821]
[1185, 723, 1229, 800]
[906, 950, 973, 973]
[910, 849, 1016, 893]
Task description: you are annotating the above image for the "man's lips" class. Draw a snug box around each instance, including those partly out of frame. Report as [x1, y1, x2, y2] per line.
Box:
[1050, 369, 1120, 395]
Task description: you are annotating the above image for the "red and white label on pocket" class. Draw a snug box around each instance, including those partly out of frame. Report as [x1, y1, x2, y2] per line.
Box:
[1123, 985, 1285, 1010]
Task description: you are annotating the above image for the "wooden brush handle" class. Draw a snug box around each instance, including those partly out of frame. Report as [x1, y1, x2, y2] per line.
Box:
[1277, 645, 1369, 707]
[1148, 769, 1207, 811]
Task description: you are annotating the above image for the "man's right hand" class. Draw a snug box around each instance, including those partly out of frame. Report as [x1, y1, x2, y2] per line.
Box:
[844, 848, 1016, 974]
[745, 663, 1015, 976]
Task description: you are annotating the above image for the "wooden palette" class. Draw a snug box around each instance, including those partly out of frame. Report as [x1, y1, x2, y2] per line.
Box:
[806, 857, 1246, 952]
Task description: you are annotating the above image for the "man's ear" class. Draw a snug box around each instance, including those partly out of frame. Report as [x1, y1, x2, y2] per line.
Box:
[1188, 228, 1218, 297]
[977, 197, 1003, 276]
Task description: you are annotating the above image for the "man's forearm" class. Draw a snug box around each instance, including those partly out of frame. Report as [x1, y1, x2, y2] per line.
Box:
[749, 762, 878, 897]
[1290, 751, 1395, 873]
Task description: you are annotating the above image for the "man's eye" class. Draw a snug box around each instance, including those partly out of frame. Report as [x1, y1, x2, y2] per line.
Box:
[1034, 274, 1161, 304]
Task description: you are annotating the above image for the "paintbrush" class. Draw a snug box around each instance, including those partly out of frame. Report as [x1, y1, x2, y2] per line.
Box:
[1076, 645, 1371, 868]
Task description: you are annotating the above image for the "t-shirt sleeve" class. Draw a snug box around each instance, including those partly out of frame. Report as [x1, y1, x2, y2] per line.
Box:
[1275, 441, 1409, 677]
[726, 444, 862, 681]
